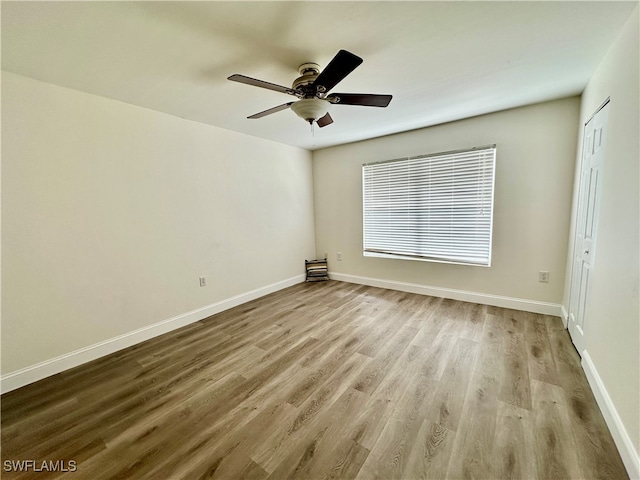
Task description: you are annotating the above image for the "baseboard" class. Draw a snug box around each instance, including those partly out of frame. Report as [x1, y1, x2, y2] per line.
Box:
[0, 274, 305, 394]
[582, 350, 640, 480]
[329, 272, 562, 316]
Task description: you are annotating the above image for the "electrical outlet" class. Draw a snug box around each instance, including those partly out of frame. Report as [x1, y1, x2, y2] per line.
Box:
[538, 271, 550, 283]
[336, 252, 342, 261]
[199, 276, 206, 287]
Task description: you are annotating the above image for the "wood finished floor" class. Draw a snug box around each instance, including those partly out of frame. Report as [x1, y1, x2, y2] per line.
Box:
[1, 281, 628, 480]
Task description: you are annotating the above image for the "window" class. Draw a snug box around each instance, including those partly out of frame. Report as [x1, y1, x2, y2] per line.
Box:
[362, 145, 496, 266]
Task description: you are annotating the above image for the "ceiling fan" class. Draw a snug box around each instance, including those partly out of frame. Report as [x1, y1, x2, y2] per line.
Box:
[228, 50, 392, 128]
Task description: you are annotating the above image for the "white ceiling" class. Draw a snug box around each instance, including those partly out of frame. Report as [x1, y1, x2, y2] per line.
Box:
[2, 1, 637, 150]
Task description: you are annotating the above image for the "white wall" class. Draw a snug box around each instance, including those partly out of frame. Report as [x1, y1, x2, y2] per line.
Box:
[313, 97, 580, 309]
[563, 7, 639, 473]
[1, 72, 315, 377]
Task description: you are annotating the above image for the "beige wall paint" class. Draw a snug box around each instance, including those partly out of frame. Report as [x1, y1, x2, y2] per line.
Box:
[1, 72, 316, 374]
[313, 97, 580, 304]
[563, 7, 639, 457]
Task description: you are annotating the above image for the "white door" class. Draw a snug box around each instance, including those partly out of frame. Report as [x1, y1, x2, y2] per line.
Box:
[568, 101, 609, 355]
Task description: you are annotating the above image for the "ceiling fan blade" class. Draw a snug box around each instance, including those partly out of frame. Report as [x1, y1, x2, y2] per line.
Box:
[316, 112, 334, 128]
[328, 93, 392, 107]
[312, 50, 363, 93]
[228, 74, 299, 96]
[248, 102, 294, 119]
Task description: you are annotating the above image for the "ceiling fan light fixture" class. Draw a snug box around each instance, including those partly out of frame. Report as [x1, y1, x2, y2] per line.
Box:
[290, 98, 330, 124]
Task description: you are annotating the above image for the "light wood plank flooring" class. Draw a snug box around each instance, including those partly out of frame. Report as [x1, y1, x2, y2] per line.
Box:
[1, 281, 628, 479]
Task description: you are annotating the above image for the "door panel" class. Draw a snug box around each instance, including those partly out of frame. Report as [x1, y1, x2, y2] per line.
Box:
[585, 169, 599, 239]
[576, 261, 590, 335]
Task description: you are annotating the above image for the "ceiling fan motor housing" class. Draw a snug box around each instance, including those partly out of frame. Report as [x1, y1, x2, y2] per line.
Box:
[292, 63, 321, 93]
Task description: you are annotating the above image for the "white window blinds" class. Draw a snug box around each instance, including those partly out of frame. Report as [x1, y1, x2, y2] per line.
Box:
[362, 145, 496, 266]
